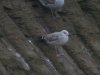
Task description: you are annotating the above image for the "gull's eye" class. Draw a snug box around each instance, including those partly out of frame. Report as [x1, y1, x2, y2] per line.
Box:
[63, 32, 66, 34]
[61, 30, 69, 35]
[63, 32, 69, 35]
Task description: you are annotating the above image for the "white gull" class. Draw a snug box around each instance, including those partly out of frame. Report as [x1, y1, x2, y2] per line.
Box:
[39, 0, 64, 17]
[41, 30, 69, 45]
[40, 30, 69, 56]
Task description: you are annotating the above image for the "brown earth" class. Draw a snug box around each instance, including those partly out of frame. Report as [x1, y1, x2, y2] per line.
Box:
[0, 0, 100, 75]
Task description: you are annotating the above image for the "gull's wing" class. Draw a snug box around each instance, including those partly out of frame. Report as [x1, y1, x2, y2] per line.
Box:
[39, 0, 55, 6]
[45, 32, 62, 42]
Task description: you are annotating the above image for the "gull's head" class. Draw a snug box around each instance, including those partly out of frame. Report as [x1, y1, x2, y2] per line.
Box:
[61, 30, 69, 36]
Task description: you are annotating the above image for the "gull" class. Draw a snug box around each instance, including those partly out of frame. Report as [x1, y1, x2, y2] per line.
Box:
[40, 30, 69, 56]
[39, 0, 64, 17]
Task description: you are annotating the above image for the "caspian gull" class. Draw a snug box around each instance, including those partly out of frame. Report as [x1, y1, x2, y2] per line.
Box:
[39, 0, 64, 17]
[40, 30, 69, 56]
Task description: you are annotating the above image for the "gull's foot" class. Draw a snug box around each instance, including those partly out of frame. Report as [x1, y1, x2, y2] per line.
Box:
[56, 53, 64, 57]
[55, 14, 61, 18]
[52, 14, 61, 20]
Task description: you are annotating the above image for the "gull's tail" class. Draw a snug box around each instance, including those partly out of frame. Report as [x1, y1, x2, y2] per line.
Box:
[39, 0, 48, 7]
[38, 35, 47, 43]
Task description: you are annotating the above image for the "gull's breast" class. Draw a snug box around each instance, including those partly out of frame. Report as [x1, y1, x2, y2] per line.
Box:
[59, 35, 68, 45]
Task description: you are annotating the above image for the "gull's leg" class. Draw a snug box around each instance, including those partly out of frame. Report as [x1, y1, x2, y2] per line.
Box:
[55, 46, 64, 57]
[58, 8, 62, 12]
[50, 9, 54, 17]
[55, 46, 59, 56]
[54, 10, 61, 18]
[50, 9, 60, 18]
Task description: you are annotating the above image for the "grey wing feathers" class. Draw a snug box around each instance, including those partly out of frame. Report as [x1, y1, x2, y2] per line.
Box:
[39, 0, 55, 6]
[46, 33, 60, 42]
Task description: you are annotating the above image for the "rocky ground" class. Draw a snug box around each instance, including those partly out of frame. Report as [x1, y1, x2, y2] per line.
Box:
[0, 0, 100, 75]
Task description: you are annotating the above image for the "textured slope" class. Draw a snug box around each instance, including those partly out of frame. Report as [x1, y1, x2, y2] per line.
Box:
[0, 0, 100, 75]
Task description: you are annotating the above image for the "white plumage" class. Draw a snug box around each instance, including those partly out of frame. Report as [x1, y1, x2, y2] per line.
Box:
[39, 0, 64, 17]
[40, 30, 69, 57]
[42, 30, 69, 45]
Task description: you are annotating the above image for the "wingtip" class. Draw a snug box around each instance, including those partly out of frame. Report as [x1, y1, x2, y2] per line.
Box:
[38, 35, 46, 43]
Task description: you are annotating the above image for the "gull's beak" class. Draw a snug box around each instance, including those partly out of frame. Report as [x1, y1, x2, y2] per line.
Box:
[69, 32, 100, 36]
[69, 33, 80, 36]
